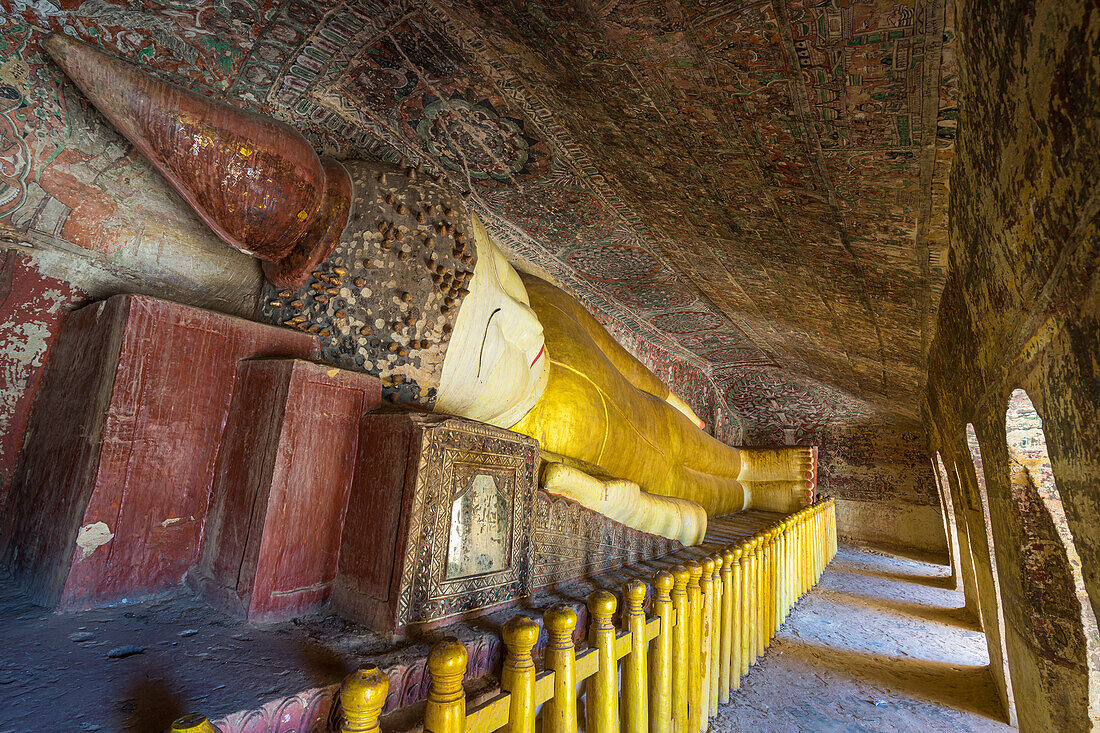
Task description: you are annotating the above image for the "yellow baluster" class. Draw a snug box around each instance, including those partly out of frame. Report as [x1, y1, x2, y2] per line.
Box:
[170, 715, 221, 733]
[424, 638, 467, 733]
[338, 667, 389, 732]
[755, 535, 766, 661]
[709, 555, 722, 717]
[587, 589, 620, 733]
[501, 615, 539, 733]
[670, 564, 691, 733]
[799, 511, 808, 596]
[650, 570, 674, 733]
[622, 579, 649, 733]
[827, 500, 834, 558]
[783, 519, 792, 616]
[809, 507, 816, 583]
[805, 509, 812, 594]
[543, 605, 578, 733]
[727, 545, 743, 691]
[773, 528, 782, 637]
[766, 528, 777, 646]
[699, 556, 714, 731]
[685, 561, 703, 731]
[761, 531, 771, 650]
[814, 506, 822, 581]
[787, 518, 795, 613]
[719, 548, 734, 703]
[740, 538, 756, 672]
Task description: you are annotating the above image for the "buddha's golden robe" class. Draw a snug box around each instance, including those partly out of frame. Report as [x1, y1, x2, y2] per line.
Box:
[511, 274, 749, 516]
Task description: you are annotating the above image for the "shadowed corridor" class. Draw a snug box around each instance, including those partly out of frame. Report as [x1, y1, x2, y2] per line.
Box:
[712, 544, 1012, 732]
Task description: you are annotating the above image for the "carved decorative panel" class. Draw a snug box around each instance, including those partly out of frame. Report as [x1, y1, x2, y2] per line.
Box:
[396, 419, 536, 628]
[530, 492, 680, 590]
[335, 413, 538, 636]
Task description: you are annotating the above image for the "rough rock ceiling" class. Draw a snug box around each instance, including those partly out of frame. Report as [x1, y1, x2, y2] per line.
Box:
[3, 0, 955, 431]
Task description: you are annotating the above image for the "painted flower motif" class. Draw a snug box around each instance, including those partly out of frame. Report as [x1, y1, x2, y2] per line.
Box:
[566, 243, 661, 282]
[417, 95, 540, 184]
[608, 280, 696, 311]
[652, 310, 725, 334]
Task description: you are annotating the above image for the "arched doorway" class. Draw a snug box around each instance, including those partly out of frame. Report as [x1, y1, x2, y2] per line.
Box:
[965, 424, 1016, 722]
[931, 455, 961, 588]
[1005, 388, 1099, 724]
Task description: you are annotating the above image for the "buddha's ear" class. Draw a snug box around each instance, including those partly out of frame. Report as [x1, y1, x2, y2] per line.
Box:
[44, 33, 350, 286]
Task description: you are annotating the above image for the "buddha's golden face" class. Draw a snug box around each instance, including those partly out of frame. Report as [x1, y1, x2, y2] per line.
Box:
[434, 214, 549, 427]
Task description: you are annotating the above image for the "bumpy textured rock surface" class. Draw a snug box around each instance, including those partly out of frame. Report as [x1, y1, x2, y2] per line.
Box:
[261, 159, 475, 406]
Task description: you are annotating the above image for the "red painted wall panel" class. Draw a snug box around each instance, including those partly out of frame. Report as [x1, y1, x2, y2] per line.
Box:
[2, 295, 316, 610]
[194, 359, 382, 623]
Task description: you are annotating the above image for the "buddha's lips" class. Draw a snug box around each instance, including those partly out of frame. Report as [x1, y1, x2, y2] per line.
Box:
[530, 344, 545, 368]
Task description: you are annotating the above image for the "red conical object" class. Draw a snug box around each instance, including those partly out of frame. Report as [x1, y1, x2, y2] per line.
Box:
[44, 33, 350, 287]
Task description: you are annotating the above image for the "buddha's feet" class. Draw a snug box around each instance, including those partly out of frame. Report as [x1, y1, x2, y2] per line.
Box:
[737, 446, 817, 513]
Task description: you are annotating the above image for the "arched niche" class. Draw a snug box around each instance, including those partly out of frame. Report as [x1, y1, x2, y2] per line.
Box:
[931, 453, 961, 588]
[1005, 388, 1099, 724]
[965, 423, 1016, 722]
[935, 451, 981, 615]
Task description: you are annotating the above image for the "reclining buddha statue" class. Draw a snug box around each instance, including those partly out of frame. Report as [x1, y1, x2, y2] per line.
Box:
[45, 35, 814, 545]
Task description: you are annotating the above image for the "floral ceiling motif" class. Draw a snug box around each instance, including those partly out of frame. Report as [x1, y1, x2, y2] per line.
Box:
[0, 0, 955, 433]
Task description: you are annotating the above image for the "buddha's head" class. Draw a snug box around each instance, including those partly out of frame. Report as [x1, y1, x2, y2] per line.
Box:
[435, 214, 549, 427]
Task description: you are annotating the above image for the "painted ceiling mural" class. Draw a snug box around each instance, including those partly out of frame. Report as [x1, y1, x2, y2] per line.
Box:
[0, 0, 955, 436]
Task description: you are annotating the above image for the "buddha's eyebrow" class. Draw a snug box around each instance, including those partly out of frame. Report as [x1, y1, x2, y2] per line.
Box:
[477, 307, 502, 378]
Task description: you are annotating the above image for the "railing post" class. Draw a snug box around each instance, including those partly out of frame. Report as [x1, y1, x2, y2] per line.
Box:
[778, 520, 788, 622]
[709, 555, 722, 718]
[754, 534, 766, 661]
[502, 615, 539, 733]
[719, 548, 733, 703]
[740, 538, 755, 674]
[543, 605, 578, 733]
[170, 715, 221, 733]
[805, 510, 814, 598]
[809, 507, 817, 583]
[786, 518, 795, 615]
[339, 667, 389, 732]
[831, 498, 838, 558]
[623, 579, 649, 733]
[587, 589, 620, 733]
[806, 509, 813, 592]
[424, 638, 467, 733]
[698, 556, 714, 731]
[727, 545, 743, 691]
[766, 528, 777, 646]
[671, 564, 691, 733]
[760, 531, 769, 651]
[685, 561, 704, 731]
[650, 570, 674, 733]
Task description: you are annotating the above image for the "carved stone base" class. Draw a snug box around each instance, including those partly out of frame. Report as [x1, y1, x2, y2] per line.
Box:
[334, 413, 539, 637]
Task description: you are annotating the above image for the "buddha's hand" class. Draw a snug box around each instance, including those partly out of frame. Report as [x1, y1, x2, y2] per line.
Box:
[541, 462, 707, 546]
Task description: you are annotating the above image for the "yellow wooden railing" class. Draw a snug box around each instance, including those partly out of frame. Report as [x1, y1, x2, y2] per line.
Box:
[172, 499, 837, 733]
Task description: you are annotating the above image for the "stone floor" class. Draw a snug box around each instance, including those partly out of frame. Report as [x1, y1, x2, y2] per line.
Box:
[0, 528, 1014, 732]
[713, 544, 1015, 732]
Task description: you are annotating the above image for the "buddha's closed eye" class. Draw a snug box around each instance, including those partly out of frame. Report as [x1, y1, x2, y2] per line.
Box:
[477, 307, 502, 378]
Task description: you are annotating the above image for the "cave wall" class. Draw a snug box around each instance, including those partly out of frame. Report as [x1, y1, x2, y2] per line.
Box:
[924, 0, 1099, 729]
[819, 424, 947, 557]
[745, 422, 947, 556]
